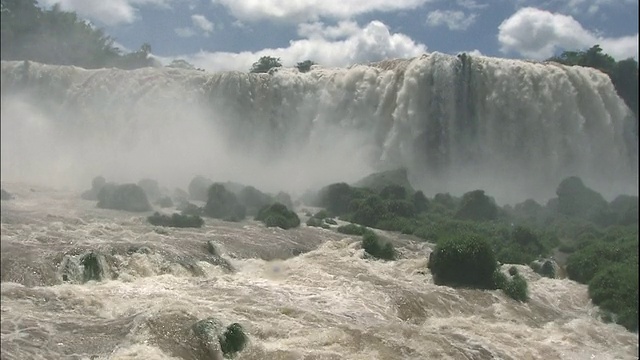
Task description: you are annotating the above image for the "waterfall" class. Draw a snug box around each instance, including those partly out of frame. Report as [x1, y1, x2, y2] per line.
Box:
[1, 52, 636, 203]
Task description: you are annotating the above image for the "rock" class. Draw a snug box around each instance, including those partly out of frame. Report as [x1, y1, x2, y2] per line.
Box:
[137, 178, 163, 202]
[1, 189, 14, 200]
[530, 258, 559, 278]
[188, 176, 213, 201]
[156, 196, 174, 208]
[81, 176, 107, 200]
[97, 183, 151, 212]
[192, 318, 247, 359]
[353, 168, 414, 193]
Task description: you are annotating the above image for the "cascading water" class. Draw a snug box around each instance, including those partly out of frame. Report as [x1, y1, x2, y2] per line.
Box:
[1, 52, 637, 202]
[1, 54, 638, 359]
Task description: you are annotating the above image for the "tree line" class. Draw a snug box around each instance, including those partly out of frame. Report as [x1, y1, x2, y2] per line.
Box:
[1, 0, 156, 69]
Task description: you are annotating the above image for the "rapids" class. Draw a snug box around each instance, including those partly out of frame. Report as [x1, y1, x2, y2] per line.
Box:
[1, 184, 638, 359]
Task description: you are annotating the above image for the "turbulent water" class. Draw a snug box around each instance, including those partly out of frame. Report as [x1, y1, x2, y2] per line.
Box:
[1, 184, 638, 360]
[1, 53, 639, 359]
[1, 53, 637, 203]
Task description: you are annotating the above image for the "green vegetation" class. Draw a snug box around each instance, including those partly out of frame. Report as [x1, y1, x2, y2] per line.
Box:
[147, 212, 204, 228]
[219, 323, 248, 357]
[548, 45, 638, 124]
[427, 234, 498, 289]
[588, 264, 638, 332]
[203, 184, 246, 222]
[311, 172, 636, 327]
[502, 271, 529, 302]
[337, 224, 369, 236]
[1, 1, 157, 69]
[250, 56, 282, 73]
[362, 231, 396, 260]
[255, 203, 300, 229]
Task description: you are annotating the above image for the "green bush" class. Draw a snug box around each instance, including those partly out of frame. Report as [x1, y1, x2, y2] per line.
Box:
[503, 273, 529, 302]
[156, 196, 174, 208]
[379, 184, 407, 200]
[361, 232, 395, 260]
[508, 266, 518, 276]
[566, 241, 637, 284]
[412, 191, 429, 213]
[313, 210, 329, 219]
[337, 224, 369, 236]
[147, 212, 204, 228]
[427, 234, 498, 289]
[554, 176, 608, 222]
[256, 203, 300, 229]
[588, 263, 638, 332]
[203, 184, 246, 221]
[219, 323, 248, 357]
[455, 190, 498, 221]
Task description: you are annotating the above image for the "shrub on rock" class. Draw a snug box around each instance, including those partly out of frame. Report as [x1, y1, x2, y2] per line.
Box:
[255, 203, 300, 229]
[455, 190, 498, 221]
[156, 196, 174, 208]
[362, 231, 396, 260]
[137, 178, 163, 202]
[503, 273, 529, 302]
[203, 183, 246, 221]
[81, 175, 106, 200]
[188, 175, 213, 201]
[337, 224, 369, 236]
[97, 183, 151, 212]
[147, 212, 204, 228]
[588, 263, 638, 332]
[427, 234, 498, 289]
[238, 186, 272, 215]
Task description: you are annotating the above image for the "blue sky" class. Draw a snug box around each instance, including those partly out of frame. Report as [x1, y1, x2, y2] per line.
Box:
[36, 0, 638, 72]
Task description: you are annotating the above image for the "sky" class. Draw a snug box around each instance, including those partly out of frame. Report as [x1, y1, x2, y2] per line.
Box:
[36, 0, 639, 72]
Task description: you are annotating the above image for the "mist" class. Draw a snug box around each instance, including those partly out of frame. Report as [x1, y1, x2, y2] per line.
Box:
[1, 54, 638, 205]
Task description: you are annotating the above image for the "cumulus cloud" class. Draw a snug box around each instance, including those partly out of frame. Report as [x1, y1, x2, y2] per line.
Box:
[176, 20, 426, 72]
[175, 27, 196, 38]
[191, 14, 214, 35]
[426, 10, 477, 31]
[36, 0, 174, 26]
[498, 7, 639, 60]
[213, 0, 431, 22]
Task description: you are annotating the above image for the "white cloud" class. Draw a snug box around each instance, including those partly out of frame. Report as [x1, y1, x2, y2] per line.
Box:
[213, 0, 432, 22]
[426, 10, 477, 31]
[498, 7, 639, 60]
[297, 21, 361, 39]
[175, 27, 196, 38]
[456, 0, 488, 10]
[191, 14, 214, 35]
[36, 0, 174, 26]
[176, 20, 426, 72]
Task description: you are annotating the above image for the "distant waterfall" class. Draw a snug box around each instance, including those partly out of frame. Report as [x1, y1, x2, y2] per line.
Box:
[1, 53, 637, 202]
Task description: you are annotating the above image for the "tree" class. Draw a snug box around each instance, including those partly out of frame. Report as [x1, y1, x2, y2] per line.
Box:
[250, 56, 282, 73]
[548, 45, 638, 123]
[296, 60, 315, 73]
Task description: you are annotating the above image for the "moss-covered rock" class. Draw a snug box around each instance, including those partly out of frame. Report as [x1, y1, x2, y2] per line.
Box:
[188, 175, 213, 201]
[455, 190, 498, 221]
[97, 183, 151, 212]
[137, 178, 163, 202]
[362, 232, 396, 260]
[80, 175, 106, 200]
[203, 184, 246, 222]
[147, 212, 204, 228]
[255, 203, 300, 229]
[427, 234, 498, 289]
[192, 318, 248, 358]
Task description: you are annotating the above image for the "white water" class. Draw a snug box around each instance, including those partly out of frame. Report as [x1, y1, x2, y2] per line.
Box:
[1, 184, 638, 359]
[1, 53, 637, 203]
